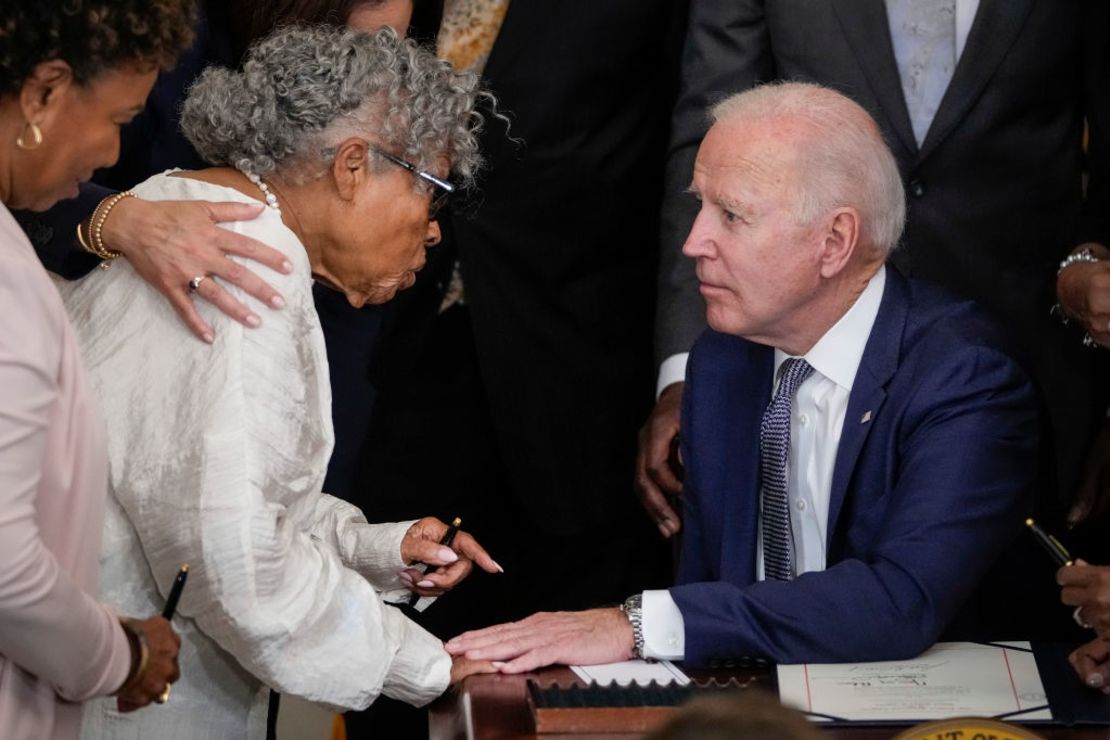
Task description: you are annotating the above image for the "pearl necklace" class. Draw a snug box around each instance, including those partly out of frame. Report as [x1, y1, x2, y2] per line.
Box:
[237, 165, 282, 216]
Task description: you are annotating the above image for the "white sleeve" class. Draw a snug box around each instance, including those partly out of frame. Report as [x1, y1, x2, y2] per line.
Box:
[301, 495, 414, 598]
[642, 589, 686, 661]
[656, 353, 689, 398]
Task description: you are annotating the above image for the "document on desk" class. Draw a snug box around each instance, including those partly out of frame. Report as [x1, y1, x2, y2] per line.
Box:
[571, 660, 691, 686]
[778, 642, 1051, 723]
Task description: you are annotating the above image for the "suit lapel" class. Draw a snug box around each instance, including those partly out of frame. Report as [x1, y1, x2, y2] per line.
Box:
[721, 343, 773, 584]
[826, 268, 907, 541]
[830, 0, 917, 157]
[918, 0, 1035, 160]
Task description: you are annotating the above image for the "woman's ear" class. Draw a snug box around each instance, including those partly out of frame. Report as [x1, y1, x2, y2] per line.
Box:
[331, 137, 371, 202]
[19, 60, 74, 127]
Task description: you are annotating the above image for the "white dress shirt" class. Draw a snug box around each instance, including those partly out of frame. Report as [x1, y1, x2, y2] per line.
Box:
[642, 267, 886, 661]
[61, 174, 450, 740]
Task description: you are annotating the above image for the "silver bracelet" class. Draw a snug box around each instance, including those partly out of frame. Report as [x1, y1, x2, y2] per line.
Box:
[1057, 247, 1099, 276]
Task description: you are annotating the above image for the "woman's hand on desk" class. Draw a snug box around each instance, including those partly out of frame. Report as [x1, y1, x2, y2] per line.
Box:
[399, 517, 503, 597]
[449, 655, 498, 685]
[1069, 637, 1110, 693]
[445, 608, 635, 673]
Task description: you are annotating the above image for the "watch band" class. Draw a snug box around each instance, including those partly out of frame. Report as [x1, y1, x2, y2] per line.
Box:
[621, 593, 645, 659]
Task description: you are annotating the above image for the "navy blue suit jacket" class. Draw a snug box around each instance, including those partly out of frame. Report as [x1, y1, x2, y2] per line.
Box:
[671, 268, 1038, 665]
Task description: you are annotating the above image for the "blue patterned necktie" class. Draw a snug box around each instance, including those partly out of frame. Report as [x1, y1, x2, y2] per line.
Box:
[760, 358, 815, 582]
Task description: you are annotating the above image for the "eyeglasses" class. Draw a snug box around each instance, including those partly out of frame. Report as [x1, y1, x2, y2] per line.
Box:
[372, 146, 454, 218]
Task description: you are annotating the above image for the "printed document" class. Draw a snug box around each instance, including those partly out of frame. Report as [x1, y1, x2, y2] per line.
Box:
[778, 642, 1051, 722]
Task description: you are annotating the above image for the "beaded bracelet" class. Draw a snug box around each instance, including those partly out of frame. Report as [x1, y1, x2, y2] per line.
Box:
[79, 191, 134, 269]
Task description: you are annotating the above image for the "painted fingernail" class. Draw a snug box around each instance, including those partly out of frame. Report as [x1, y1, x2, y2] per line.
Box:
[270, 295, 286, 309]
[399, 571, 413, 583]
[492, 661, 506, 668]
[202, 332, 215, 344]
[245, 314, 261, 328]
[417, 580, 435, 588]
[438, 548, 458, 563]
[281, 260, 294, 274]
[1087, 673, 1105, 688]
[492, 560, 505, 574]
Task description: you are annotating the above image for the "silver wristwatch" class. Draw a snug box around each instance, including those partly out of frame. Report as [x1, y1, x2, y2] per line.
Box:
[620, 593, 645, 659]
[1057, 246, 1099, 276]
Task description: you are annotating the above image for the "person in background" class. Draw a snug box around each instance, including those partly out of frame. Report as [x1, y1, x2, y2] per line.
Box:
[0, 2, 193, 738]
[447, 82, 1037, 672]
[65, 25, 499, 740]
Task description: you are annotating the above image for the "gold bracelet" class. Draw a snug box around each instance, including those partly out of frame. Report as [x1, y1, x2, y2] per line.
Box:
[84, 192, 134, 269]
[75, 221, 93, 253]
[116, 617, 150, 695]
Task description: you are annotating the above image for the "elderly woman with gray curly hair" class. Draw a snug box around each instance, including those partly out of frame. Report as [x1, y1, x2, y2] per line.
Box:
[62, 24, 502, 740]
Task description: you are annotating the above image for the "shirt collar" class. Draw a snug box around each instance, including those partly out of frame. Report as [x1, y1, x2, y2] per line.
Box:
[774, 265, 886, 393]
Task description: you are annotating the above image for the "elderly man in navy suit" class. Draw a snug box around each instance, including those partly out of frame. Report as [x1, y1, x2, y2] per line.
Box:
[445, 82, 1038, 668]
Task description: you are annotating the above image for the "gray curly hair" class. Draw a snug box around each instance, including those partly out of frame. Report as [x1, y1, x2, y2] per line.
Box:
[181, 24, 484, 188]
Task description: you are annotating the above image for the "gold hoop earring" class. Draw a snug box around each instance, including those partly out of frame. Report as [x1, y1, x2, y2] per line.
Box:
[16, 122, 43, 150]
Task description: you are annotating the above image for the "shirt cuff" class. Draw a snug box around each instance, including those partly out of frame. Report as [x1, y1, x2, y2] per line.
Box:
[349, 520, 414, 591]
[379, 605, 452, 707]
[657, 353, 689, 398]
[642, 589, 685, 661]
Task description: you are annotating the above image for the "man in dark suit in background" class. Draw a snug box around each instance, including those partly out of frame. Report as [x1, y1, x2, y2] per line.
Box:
[638, 0, 1110, 550]
[446, 83, 1038, 669]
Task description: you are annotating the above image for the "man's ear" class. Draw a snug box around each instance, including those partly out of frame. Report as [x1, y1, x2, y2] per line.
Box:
[817, 207, 861, 278]
[330, 137, 371, 202]
[19, 60, 74, 126]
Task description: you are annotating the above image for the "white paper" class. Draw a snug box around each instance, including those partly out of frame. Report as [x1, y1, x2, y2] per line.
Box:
[571, 659, 690, 686]
[777, 642, 1052, 722]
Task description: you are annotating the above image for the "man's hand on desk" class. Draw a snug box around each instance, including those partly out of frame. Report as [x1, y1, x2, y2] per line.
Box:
[635, 382, 685, 537]
[445, 608, 635, 673]
[399, 517, 503, 597]
[1069, 636, 1110, 693]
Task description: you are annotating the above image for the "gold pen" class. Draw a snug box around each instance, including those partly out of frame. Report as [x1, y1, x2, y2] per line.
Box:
[1025, 518, 1073, 568]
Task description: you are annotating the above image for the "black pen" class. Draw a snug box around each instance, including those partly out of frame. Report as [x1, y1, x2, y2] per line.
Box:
[1025, 518, 1073, 568]
[162, 564, 189, 619]
[408, 517, 462, 607]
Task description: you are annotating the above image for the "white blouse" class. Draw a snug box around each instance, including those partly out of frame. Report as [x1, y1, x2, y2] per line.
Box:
[62, 173, 450, 740]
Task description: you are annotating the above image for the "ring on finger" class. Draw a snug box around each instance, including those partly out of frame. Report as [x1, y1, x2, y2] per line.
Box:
[188, 275, 209, 293]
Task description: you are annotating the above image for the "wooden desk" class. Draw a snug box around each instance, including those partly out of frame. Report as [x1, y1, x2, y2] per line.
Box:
[429, 667, 1110, 740]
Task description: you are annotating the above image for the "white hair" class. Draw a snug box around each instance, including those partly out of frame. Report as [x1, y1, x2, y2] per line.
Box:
[710, 81, 906, 257]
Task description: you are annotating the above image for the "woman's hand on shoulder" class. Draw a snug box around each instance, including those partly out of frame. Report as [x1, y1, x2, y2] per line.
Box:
[399, 517, 504, 597]
[101, 197, 294, 343]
